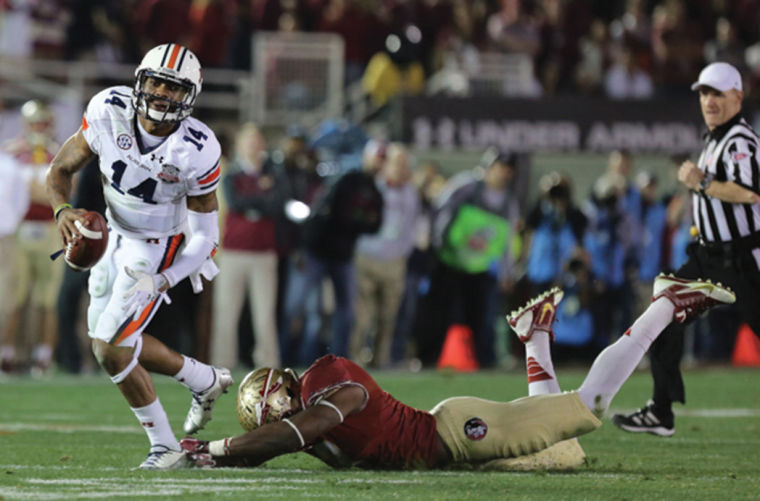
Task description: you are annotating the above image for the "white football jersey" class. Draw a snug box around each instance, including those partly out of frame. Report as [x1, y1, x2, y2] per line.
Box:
[81, 86, 221, 238]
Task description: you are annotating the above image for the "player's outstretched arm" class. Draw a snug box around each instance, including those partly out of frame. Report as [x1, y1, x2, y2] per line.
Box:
[183, 385, 366, 467]
[46, 128, 96, 244]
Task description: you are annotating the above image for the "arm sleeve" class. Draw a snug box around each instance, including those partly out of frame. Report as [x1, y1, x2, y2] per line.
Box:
[160, 209, 219, 288]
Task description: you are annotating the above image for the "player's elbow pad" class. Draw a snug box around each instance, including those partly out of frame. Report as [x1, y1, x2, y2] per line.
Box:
[162, 210, 219, 288]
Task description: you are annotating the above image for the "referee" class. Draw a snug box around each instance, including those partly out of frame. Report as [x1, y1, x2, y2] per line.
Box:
[612, 62, 760, 436]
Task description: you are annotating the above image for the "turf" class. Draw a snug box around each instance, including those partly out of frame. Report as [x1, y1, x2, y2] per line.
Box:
[1, 366, 758, 500]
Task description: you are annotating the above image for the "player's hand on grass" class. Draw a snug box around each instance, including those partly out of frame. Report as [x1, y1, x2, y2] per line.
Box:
[180, 437, 210, 454]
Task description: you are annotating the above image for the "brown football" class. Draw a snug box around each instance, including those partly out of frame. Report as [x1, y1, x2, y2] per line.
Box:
[64, 211, 108, 271]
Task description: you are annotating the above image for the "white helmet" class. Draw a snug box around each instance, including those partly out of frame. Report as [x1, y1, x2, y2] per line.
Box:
[132, 43, 202, 124]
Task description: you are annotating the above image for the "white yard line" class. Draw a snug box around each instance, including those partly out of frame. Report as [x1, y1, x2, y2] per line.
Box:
[2, 408, 758, 436]
[0, 476, 422, 501]
[608, 407, 760, 417]
[0, 423, 141, 433]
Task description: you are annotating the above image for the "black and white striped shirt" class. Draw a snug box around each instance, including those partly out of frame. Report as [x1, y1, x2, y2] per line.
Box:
[693, 114, 760, 242]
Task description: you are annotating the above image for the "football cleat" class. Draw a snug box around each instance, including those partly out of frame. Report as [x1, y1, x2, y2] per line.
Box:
[507, 287, 564, 342]
[652, 274, 735, 323]
[183, 367, 234, 434]
[138, 445, 193, 470]
[611, 400, 675, 437]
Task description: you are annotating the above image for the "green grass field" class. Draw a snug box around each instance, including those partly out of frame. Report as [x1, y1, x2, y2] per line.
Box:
[1, 366, 759, 500]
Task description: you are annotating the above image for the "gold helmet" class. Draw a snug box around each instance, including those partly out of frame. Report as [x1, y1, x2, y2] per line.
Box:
[235, 367, 301, 431]
[21, 99, 53, 146]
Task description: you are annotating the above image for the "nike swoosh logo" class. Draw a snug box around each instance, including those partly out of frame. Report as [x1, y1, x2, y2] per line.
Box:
[538, 302, 554, 324]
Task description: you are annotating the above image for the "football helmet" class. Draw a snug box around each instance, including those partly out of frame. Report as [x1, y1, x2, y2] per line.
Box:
[21, 99, 54, 146]
[235, 367, 301, 431]
[132, 43, 202, 124]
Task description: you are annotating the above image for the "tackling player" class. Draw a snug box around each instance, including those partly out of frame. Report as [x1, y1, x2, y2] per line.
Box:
[182, 274, 734, 470]
[46, 44, 233, 470]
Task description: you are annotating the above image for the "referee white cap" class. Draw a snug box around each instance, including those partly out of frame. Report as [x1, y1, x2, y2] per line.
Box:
[691, 62, 742, 92]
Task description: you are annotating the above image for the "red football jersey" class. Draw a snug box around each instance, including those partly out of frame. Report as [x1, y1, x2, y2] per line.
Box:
[300, 355, 439, 469]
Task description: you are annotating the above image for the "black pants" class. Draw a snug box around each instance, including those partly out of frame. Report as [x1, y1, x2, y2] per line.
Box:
[412, 261, 496, 367]
[650, 242, 760, 408]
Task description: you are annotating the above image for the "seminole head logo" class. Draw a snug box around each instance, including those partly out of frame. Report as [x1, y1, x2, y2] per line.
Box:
[464, 417, 488, 441]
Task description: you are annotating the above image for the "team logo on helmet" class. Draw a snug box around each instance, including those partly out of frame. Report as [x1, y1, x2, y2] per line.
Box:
[158, 164, 180, 183]
[117, 134, 133, 150]
[464, 417, 488, 441]
[235, 367, 300, 432]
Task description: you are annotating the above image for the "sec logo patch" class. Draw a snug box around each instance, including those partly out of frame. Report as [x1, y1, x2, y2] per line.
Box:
[117, 134, 133, 150]
[464, 417, 488, 441]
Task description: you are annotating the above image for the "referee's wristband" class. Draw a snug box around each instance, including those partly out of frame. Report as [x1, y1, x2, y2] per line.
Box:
[53, 203, 73, 221]
[54, 203, 72, 221]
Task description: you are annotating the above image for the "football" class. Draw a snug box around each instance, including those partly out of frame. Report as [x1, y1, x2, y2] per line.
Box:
[64, 211, 108, 271]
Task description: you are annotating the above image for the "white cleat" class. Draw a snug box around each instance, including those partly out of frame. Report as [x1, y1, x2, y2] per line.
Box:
[652, 273, 735, 323]
[183, 367, 234, 435]
[507, 287, 564, 342]
[138, 446, 193, 470]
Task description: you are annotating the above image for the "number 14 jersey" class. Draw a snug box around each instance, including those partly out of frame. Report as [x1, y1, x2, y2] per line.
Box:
[82, 86, 221, 239]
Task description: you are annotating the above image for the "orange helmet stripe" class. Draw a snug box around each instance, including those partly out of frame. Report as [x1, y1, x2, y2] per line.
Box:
[166, 44, 182, 70]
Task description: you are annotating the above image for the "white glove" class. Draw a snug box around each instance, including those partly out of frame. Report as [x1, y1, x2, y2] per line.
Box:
[188, 259, 220, 293]
[123, 266, 171, 320]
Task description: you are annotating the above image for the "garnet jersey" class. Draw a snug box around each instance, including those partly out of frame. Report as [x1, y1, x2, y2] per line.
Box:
[299, 355, 439, 469]
[81, 86, 221, 239]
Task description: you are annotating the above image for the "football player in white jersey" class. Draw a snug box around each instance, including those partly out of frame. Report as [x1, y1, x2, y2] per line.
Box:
[46, 44, 234, 470]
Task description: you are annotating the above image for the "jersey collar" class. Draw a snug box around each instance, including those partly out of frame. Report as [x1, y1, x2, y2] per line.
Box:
[707, 112, 743, 143]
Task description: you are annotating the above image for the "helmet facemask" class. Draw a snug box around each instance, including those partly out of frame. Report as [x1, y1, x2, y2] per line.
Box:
[132, 70, 197, 124]
[235, 368, 301, 431]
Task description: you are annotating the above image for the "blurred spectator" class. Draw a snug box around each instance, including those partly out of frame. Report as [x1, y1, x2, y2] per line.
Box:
[486, 0, 540, 58]
[414, 150, 520, 368]
[552, 251, 595, 359]
[362, 26, 427, 106]
[0, 152, 30, 375]
[0, 1, 32, 58]
[390, 160, 447, 365]
[351, 143, 420, 368]
[0, 100, 61, 375]
[283, 137, 384, 364]
[535, 0, 593, 95]
[272, 125, 323, 363]
[608, 0, 652, 62]
[703, 17, 745, 71]
[226, 0, 255, 69]
[64, 1, 135, 63]
[523, 172, 586, 295]
[188, 0, 229, 68]
[650, 0, 704, 95]
[318, 0, 388, 84]
[212, 123, 283, 369]
[607, 149, 641, 225]
[583, 172, 636, 349]
[605, 42, 654, 99]
[133, 0, 191, 55]
[574, 18, 608, 95]
[633, 170, 667, 315]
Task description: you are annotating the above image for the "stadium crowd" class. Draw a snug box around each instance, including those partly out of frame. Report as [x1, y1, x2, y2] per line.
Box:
[0, 0, 755, 376]
[0, 102, 737, 376]
[3, 0, 760, 100]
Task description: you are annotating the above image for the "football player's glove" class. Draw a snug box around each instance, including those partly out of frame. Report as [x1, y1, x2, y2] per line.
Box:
[122, 266, 171, 320]
[180, 437, 210, 454]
